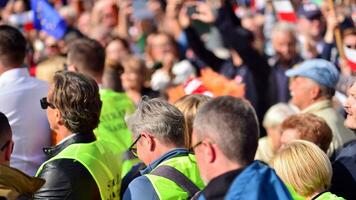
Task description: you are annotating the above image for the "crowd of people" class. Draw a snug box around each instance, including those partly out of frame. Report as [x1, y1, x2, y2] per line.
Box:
[0, 0, 355, 199]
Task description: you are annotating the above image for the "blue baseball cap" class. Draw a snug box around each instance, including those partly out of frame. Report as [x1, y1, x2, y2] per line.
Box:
[285, 59, 339, 89]
[297, 3, 322, 20]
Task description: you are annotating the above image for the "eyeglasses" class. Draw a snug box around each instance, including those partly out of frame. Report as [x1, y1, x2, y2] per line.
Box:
[128, 135, 142, 158]
[40, 97, 55, 109]
[1, 141, 10, 151]
[189, 141, 203, 153]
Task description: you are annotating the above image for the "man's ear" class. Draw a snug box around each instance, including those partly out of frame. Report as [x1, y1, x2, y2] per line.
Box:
[4, 140, 14, 162]
[141, 132, 155, 151]
[55, 109, 65, 126]
[205, 142, 216, 164]
[310, 84, 321, 100]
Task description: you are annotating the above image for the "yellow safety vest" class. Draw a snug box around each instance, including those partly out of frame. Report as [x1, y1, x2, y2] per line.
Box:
[145, 154, 205, 200]
[95, 89, 137, 177]
[36, 140, 122, 200]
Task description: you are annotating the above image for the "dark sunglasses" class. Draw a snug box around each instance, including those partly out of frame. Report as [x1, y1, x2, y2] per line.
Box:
[40, 97, 55, 109]
[128, 135, 142, 158]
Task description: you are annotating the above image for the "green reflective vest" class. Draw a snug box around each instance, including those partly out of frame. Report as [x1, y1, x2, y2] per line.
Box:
[95, 89, 136, 177]
[145, 154, 205, 200]
[95, 89, 135, 150]
[36, 140, 122, 200]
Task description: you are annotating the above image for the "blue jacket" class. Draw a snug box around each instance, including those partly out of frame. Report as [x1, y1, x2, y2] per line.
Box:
[198, 161, 292, 200]
[122, 148, 190, 200]
[225, 161, 292, 200]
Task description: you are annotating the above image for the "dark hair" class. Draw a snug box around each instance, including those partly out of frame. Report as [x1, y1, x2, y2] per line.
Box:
[0, 112, 11, 143]
[109, 36, 131, 53]
[281, 113, 332, 153]
[342, 27, 356, 39]
[68, 38, 105, 77]
[51, 71, 102, 133]
[194, 96, 259, 166]
[0, 25, 26, 68]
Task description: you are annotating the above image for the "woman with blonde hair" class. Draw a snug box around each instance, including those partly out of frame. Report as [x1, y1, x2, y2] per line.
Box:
[271, 140, 344, 200]
[174, 94, 211, 148]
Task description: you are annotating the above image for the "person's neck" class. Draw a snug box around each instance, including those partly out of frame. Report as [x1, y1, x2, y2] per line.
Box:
[207, 159, 243, 183]
[56, 127, 73, 142]
[125, 89, 142, 104]
[0, 66, 21, 76]
[149, 143, 184, 165]
[300, 96, 328, 111]
[0, 156, 9, 166]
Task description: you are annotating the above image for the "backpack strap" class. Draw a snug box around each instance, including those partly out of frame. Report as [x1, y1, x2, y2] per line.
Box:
[151, 165, 200, 198]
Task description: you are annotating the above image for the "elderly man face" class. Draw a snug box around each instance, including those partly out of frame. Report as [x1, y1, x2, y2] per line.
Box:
[344, 81, 356, 130]
[289, 76, 317, 110]
[272, 30, 297, 62]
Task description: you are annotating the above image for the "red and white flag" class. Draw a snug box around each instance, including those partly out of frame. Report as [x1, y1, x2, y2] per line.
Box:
[183, 78, 213, 97]
[8, 11, 34, 32]
[344, 46, 356, 71]
[272, 0, 297, 23]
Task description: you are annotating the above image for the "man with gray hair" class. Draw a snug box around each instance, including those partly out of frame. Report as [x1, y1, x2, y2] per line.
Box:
[123, 98, 204, 200]
[268, 22, 303, 106]
[192, 96, 291, 199]
[287, 59, 356, 157]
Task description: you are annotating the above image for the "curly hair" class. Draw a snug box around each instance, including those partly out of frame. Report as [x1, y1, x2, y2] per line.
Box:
[281, 113, 332, 152]
[50, 71, 102, 133]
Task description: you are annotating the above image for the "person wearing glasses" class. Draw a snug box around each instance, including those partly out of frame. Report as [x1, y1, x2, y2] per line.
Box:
[122, 98, 204, 200]
[34, 71, 122, 200]
[192, 96, 291, 199]
[0, 25, 51, 176]
[0, 112, 45, 199]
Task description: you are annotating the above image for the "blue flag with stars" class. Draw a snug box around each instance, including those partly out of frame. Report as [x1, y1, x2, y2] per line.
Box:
[31, 0, 67, 40]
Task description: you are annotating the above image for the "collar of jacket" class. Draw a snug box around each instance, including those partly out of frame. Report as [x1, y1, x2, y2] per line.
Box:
[301, 100, 331, 114]
[140, 148, 190, 175]
[43, 132, 96, 158]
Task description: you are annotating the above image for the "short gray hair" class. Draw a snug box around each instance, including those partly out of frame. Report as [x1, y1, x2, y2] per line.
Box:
[271, 22, 296, 41]
[193, 96, 259, 166]
[126, 97, 185, 147]
[263, 103, 296, 128]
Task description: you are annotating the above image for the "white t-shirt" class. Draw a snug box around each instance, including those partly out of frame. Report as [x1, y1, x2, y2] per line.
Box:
[0, 68, 51, 175]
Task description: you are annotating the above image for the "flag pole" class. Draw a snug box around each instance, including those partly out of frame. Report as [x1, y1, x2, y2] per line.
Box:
[328, 0, 345, 59]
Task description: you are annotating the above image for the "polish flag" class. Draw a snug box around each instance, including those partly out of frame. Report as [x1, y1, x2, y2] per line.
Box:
[272, 0, 297, 23]
[8, 11, 34, 32]
[183, 78, 213, 97]
[344, 46, 356, 71]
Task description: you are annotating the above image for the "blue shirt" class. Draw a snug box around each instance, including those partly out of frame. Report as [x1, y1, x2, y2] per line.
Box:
[122, 148, 190, 200]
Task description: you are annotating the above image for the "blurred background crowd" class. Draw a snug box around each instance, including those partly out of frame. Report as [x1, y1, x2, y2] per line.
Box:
[0, 0, 356, 199]
[0, 0, 355, 123]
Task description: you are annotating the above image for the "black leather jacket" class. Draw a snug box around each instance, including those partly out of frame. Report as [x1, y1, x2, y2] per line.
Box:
[33, 133, 100, 200]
